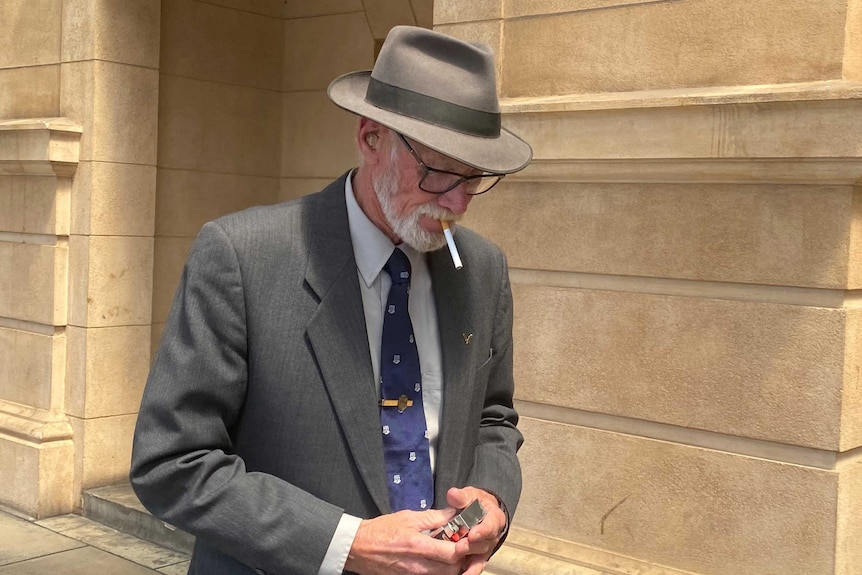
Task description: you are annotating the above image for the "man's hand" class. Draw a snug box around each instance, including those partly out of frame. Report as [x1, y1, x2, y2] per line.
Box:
[446, 487, 507, 575]
[345, 507, 466, 575]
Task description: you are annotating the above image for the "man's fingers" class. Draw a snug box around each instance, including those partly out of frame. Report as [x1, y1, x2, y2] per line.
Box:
[406, 507, 459, 530]
[446, 486, 471, 510]
[461, 554, 488, 575]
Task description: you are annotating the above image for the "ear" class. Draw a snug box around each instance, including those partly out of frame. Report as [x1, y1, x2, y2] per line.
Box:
[357, 118, 385, 163]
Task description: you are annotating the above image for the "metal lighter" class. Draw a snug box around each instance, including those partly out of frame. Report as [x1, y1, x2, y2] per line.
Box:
[431, 499, 486, 542]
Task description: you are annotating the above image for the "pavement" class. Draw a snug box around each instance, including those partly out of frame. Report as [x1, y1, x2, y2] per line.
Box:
[0, 507, 190, 575]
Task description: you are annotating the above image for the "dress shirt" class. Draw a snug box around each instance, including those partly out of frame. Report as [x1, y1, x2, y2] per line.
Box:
[317, 172, 444, 575]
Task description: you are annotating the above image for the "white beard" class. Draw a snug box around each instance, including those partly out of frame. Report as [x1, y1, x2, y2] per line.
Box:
[372, 159, 455, 253]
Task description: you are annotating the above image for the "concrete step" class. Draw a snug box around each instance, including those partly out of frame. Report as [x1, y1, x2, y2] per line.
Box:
[83, 484, 195, 556]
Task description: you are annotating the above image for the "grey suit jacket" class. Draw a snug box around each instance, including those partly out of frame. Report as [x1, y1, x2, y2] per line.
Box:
[130, 174, 523, 575]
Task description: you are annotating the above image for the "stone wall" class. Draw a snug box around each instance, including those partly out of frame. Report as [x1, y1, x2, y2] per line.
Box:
[0, 0, 159, 517]
[439, 1, 862, 574]
[151, 0, 431, 350]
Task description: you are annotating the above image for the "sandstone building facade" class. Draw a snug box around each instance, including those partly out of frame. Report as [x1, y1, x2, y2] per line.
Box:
[1, 1, 861, 574]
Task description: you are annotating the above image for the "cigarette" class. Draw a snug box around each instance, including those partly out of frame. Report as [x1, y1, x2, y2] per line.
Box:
[440, 220, 463, 270]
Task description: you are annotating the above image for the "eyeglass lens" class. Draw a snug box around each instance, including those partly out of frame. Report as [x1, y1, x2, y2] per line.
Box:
[420, 171, 502, 195]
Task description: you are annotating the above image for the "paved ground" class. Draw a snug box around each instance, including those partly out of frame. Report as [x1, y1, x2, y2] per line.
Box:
[0, 508, 190, 575]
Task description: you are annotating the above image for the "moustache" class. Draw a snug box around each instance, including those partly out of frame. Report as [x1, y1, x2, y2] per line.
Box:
[414, 204, 461, 224]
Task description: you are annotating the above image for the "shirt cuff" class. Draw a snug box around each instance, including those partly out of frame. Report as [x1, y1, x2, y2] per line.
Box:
[316, 513, 363, 575]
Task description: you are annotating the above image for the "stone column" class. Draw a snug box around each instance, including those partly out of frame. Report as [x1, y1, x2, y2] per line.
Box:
[439, 1, 862, 574]
[60, 0, 160, 509]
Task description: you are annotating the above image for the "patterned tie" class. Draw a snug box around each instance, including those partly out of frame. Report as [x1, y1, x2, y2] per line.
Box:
[380, 248, 434, 511]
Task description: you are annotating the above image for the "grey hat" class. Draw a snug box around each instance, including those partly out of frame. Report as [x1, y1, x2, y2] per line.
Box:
[327, 26, 532, 174]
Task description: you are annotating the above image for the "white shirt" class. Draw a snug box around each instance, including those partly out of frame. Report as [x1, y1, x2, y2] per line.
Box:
[317, 173, 444, 575]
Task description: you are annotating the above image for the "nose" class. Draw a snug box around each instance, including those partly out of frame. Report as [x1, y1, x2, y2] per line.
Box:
[436, 184, 472, 215]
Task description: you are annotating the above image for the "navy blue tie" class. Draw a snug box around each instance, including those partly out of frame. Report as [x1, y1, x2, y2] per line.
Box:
[380, 248, 434, 511]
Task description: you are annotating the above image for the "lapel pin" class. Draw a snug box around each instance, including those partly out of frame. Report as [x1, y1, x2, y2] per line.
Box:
[463, 333, 473, 346]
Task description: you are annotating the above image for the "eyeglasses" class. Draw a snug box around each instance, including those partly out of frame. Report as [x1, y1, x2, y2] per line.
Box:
[396, 133, 504, 195]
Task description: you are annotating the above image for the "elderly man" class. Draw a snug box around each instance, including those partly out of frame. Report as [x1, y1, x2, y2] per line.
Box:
[130, 26, 532, 575]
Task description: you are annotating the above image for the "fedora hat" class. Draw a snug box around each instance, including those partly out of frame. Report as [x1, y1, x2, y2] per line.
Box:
[328, 26, 532, 174]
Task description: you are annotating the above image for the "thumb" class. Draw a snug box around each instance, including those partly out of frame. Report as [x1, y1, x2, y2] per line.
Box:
[408, 506, 459, 531]
[446, 487, 471, 510]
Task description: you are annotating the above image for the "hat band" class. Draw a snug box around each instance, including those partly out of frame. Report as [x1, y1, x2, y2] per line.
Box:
[366, 77, 501, 138]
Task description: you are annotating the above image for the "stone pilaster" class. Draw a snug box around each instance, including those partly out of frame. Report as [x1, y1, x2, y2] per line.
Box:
[0, 118, 80, 518]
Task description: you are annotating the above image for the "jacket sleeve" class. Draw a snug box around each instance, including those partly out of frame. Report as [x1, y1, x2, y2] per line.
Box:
[130, 221, 342, 575]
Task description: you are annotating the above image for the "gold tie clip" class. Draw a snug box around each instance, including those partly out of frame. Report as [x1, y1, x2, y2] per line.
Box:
[379, 394, 413, 412]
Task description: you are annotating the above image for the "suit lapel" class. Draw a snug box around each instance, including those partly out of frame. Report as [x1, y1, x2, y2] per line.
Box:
[303, 180, 390, 514]
[427, 248, 474, 505]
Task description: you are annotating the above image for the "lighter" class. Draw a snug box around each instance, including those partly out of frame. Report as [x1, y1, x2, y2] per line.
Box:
[431, 499, 486, 542]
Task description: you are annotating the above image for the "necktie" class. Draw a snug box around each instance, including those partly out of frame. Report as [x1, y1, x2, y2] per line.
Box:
[380, 248, 434, 511]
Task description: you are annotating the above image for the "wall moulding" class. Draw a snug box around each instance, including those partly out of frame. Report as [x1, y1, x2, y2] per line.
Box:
[501, 80, 862, 114]
[0, 399, 73, 444]
[0, 117, 82, 177]
[489, 527, 693, 575]
[501, 81, 862, 173]
[510, 158, 862, 186]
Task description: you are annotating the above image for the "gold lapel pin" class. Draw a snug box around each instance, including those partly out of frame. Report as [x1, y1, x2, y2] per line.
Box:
[463, 333, 473, 346]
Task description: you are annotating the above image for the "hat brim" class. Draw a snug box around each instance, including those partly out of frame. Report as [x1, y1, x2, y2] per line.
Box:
[328, 71, 532, 174]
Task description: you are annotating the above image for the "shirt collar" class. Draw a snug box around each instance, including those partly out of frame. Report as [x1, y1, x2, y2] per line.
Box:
[345, 171, 417, 287]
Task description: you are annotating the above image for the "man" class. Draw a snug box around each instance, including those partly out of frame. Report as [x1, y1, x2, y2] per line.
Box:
[130, 26, 532, 575]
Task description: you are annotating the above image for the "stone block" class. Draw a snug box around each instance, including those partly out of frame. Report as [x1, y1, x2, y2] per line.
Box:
[0, 176, 67, 235]
[848, 188, 862, 289]
[0, 241, 67, 326]
[68, 235, 154, 328]
[70, 161, 155, 236]
[0, 328, 65, 412]
[502, 0, 849, 97]
[505, 0, 660, 19]
[504, 99, 862, 163]
[157, 75, 281, 176]
[841, 307, 862, 451]
[282, 0, 363, 19]
[434, 0, 502, 24]
[62, 0, 161, 68]
[282, 12, 373, 92]
[362, 0, 417, 38]
[65, 325, 151, 419]
[161, 0, 282, 90]
[59, 61, 95, 161]
[465, 182, 855, 289]
[846, 0, 862, 81]
[512, 284, 846, 450]
[433, 21, 502, 92]
[155, 170, 278, 238]
[152, 237, 195, 324]
[70, 414, 137, 494]
[410, 0, 433, 28]
[837, 457, 862, 575]
[281, 91, 359, 178]
[202, 0, 283, 18]
[0, 434, 74, 518]
[516, 417, 838, 575]
[278, 177, 336, 202]
[0, 0, 62, 68]
[0, 66, 60, 119]
[60, 61, 159, 165]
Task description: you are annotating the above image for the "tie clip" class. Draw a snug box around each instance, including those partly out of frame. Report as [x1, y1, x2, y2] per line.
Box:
[379, 394, 413, 412]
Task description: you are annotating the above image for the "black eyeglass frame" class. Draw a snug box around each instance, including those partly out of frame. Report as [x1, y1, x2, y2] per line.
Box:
[396, 133, 505, 195]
